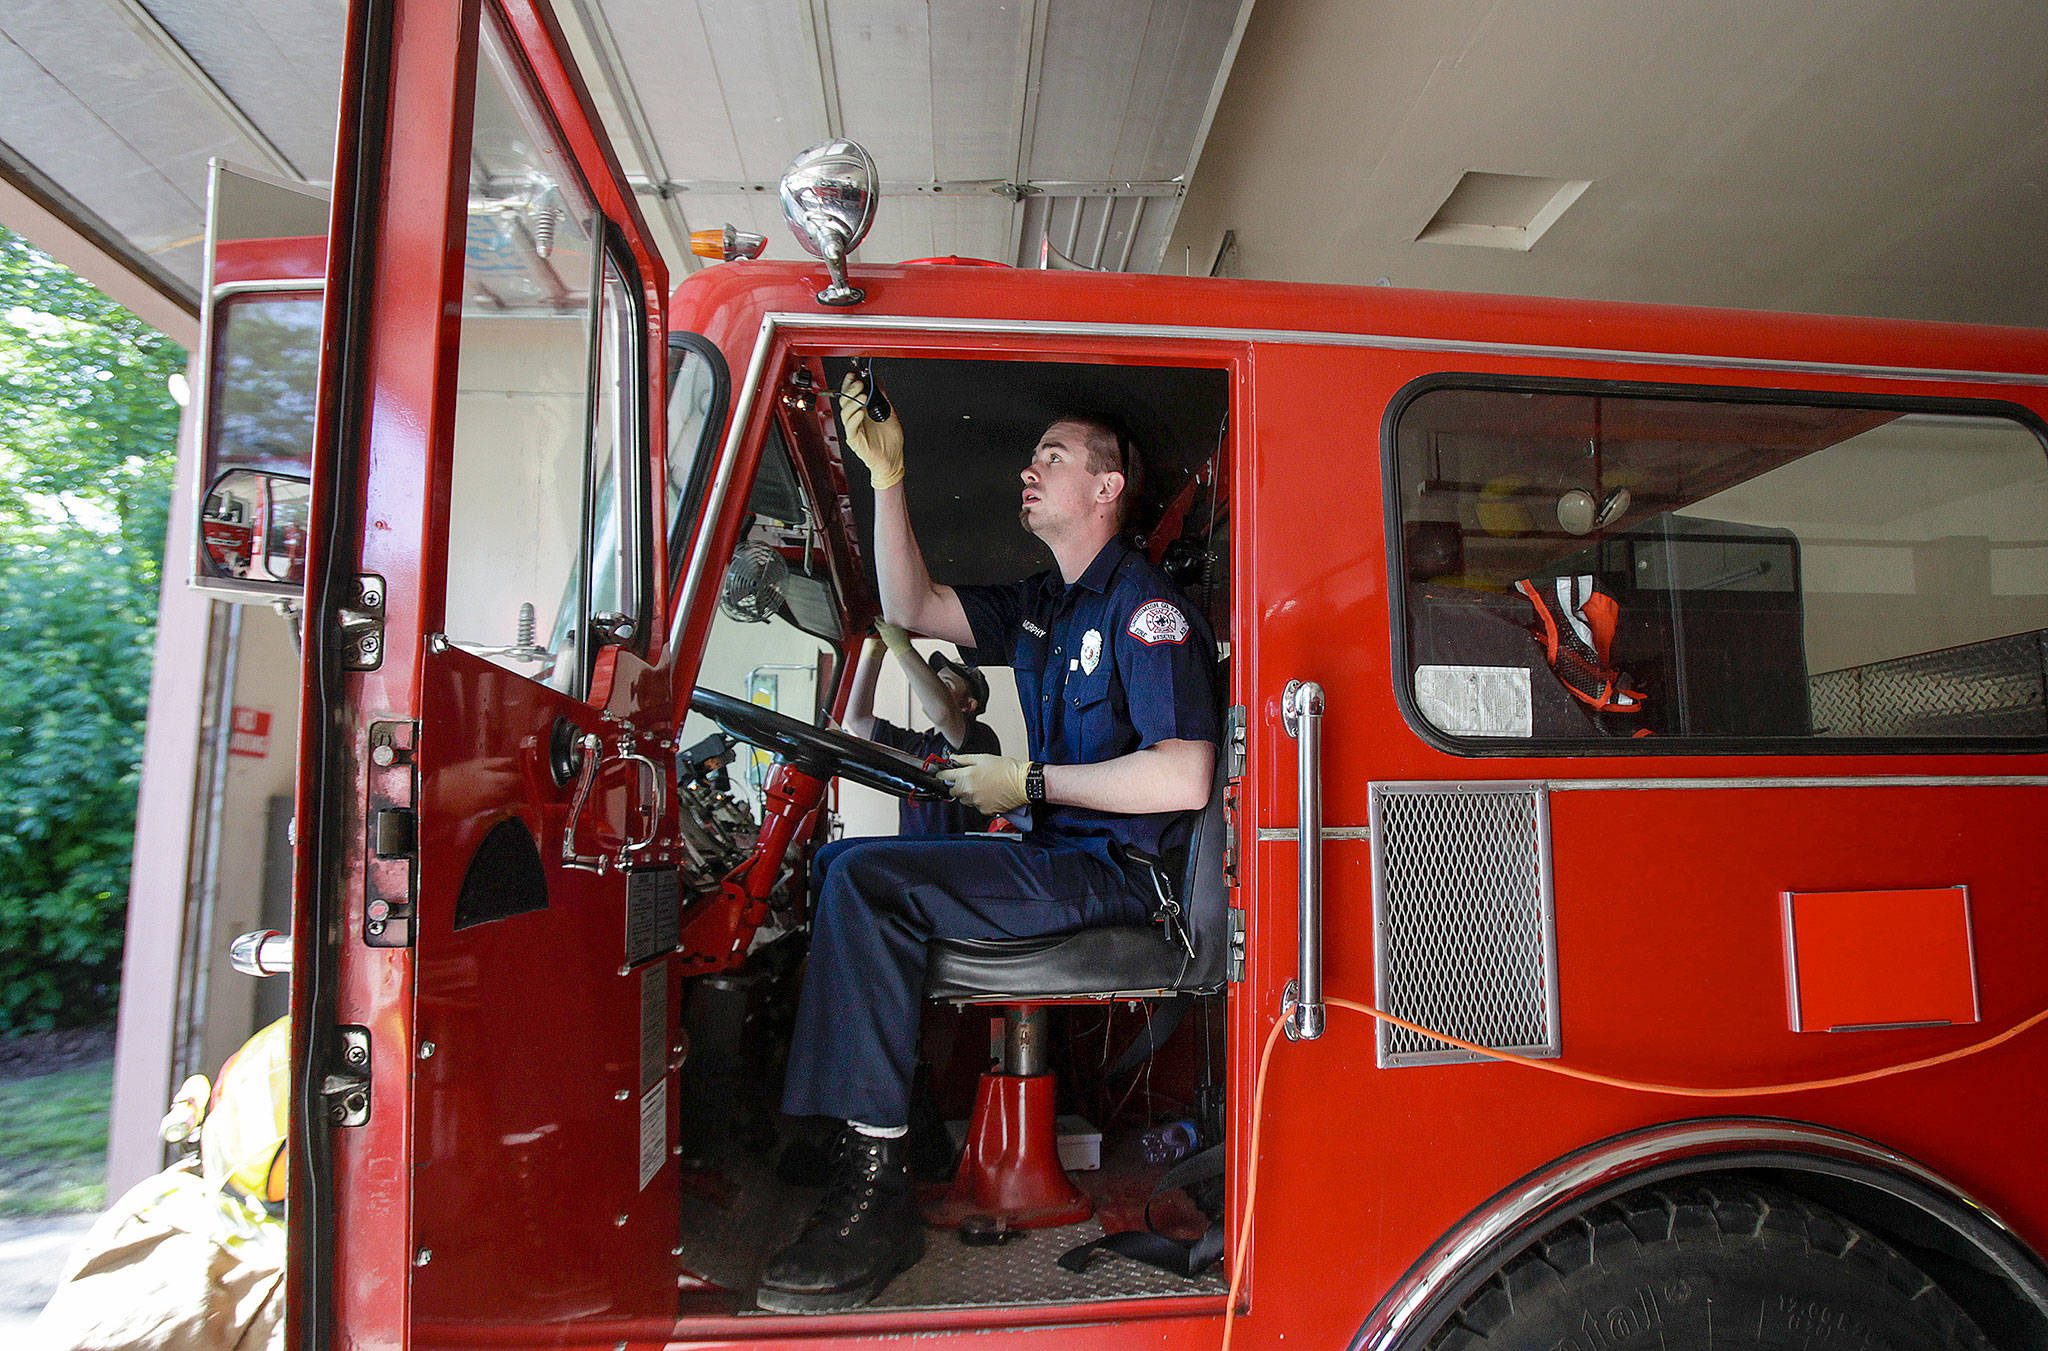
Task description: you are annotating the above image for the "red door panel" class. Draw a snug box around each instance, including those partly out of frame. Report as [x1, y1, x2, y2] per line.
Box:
[301, 0, 674, 1345]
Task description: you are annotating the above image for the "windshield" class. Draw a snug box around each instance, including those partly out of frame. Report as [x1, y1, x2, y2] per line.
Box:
[680, 425, 843, 812]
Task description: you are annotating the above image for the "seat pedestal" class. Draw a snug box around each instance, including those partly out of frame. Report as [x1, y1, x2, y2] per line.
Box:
[923, 1007, 1092, 1229]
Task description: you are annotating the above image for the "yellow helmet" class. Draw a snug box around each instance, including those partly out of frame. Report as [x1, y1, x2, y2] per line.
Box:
[200, 1017, 292, 1205]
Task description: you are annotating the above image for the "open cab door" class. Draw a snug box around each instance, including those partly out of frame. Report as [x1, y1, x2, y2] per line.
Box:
[293, 2, 676, 1346]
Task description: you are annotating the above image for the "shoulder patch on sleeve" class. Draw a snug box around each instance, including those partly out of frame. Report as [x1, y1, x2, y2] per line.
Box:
[1127, 599, 1191, 646]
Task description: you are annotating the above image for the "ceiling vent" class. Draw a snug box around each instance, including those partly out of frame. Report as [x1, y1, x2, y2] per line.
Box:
[1416, 172, 1590, 251]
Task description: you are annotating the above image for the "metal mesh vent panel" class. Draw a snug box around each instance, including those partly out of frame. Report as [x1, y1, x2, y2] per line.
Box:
[1372, 784, 1557, 1067]
[1808, 631, 2048, 738]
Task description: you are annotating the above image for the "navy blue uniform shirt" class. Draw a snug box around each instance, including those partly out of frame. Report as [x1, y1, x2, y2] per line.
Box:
[956, 537, 1219, 866]
[868, 717, 1001, 837]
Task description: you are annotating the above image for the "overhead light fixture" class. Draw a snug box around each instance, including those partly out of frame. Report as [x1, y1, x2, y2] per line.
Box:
[1417, 171, 1591, 251]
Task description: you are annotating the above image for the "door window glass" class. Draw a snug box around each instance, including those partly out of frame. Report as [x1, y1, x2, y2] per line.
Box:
[665, 336, 727, 578]
[569, 255, 647, 657]
[1393, 385, 2048, 746]
[444, 13, 646, 698]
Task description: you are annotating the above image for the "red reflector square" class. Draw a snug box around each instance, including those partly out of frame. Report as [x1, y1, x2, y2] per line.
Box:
[1783, 888, 1978, 1033]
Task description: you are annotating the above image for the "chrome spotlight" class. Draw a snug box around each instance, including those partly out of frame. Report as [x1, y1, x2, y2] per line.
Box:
[779, 139, 879, 306]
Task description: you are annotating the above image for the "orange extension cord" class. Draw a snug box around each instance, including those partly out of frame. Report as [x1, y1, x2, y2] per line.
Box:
[1220, 996, 2048, 1351]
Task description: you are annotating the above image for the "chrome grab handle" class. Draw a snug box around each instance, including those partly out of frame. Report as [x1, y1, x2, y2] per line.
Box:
[1282, 680, 1325, 1041]
[230, 929, 293, 978]
[618, 748, 665, 856]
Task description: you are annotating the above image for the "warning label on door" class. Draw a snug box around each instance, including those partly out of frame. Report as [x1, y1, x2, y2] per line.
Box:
[638, 1079, 668, 1191]
[229, 707, 272, 758]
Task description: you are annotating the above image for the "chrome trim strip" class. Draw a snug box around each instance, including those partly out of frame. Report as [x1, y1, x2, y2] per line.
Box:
[1257, 775, 2048, 838]
[1548, 774, 2048, 791]
[672, 316, 782, 652]
[763, 311, 2048, 390]
[212, 279, 326, 298]
[1258, 826, 1367, 843]
[1351, 1117, 2048, 1351]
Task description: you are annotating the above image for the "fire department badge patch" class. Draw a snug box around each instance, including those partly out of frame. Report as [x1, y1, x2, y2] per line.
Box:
[1127, 600, 1190, 646]
[1080, 628, 1102, 675]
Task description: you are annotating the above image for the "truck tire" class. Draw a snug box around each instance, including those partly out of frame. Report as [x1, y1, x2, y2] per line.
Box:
[1431, 1182, 1991, 1351]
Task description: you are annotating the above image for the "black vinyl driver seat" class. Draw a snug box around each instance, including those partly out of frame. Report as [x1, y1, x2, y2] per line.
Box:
[924, 755, 1232, 1002]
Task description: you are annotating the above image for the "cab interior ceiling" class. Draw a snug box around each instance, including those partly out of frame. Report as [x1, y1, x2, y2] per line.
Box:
[1400, 391, 1902, 583]
[821, 357, 1232, 594]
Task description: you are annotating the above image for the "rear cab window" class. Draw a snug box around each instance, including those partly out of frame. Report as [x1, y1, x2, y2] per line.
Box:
[1389, 379, 2048, 750]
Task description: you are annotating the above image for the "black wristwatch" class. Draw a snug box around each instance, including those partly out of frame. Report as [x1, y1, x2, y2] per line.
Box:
[1024, 761, 1047, 805]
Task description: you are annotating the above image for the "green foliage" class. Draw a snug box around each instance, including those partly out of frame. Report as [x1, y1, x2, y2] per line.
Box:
[0, 225, 184, 1031]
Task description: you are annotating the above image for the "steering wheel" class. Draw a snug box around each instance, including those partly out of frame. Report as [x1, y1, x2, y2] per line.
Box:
[689, 688, 953, 800]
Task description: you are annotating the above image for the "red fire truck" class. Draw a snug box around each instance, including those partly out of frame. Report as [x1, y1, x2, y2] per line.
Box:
[222, 1, 2048, 1348]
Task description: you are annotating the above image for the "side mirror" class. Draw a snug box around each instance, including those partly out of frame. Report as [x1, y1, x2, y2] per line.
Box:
[779, 139, 879, 307]
[199, 468, 311, 592]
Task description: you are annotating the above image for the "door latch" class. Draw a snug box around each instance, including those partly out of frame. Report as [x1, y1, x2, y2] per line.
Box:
[322, 1026, 372, 1127]
[365, 721, 418, 947]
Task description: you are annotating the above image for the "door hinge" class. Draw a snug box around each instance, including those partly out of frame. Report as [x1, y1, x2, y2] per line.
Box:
[337, 574, 385, 671]
[1225, 703, 1246, 780]
[1223, 779, 1241, 887]
[322, 1026, 372, 1127]
[365, 721, 418, 948]
[1226, 907, 1247, 983]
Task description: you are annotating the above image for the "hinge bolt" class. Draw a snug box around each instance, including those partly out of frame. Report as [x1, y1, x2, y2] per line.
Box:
[414, 1248, 433, 1266]
[345, 1042, 368, 1065]
[418, 1042, 435, 1059]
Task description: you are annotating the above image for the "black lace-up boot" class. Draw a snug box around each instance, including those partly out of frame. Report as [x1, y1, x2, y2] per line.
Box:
[756, 1129, 926, 1312]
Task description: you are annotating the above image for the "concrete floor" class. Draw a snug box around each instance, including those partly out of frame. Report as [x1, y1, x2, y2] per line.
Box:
[0, 1213, 97, 1341]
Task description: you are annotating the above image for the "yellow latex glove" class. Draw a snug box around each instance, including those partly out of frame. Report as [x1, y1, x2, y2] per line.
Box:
[937, 753, 1029, 815]
[875, 620, 914, 657]
[838, 371, 905, 491]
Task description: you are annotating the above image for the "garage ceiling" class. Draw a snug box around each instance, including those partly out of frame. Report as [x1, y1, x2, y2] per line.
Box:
[0, 0, 1252, 341]
[1167, 0, 2048, 329]
[3, 0, 2046, 346]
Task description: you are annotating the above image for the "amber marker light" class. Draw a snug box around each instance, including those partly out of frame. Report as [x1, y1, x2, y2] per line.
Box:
[690, 224, 768, 262]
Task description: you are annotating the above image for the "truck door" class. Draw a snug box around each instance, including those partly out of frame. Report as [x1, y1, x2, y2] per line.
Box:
[295, 2, 676, 1345]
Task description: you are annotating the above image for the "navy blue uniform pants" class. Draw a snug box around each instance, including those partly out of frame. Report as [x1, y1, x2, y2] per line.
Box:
[781, 835, 1150, 1128]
